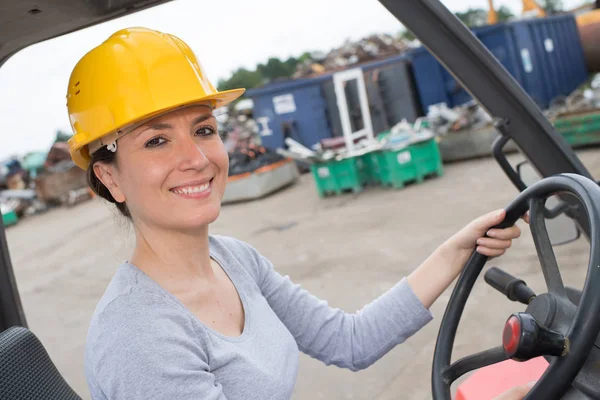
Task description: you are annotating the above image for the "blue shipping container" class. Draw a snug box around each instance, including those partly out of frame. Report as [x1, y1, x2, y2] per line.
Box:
[247, 76, 333, 150]
[411, 14, 588, 111]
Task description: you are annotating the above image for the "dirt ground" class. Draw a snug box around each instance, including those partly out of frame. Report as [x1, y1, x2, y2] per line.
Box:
[6, 148, 600, 399]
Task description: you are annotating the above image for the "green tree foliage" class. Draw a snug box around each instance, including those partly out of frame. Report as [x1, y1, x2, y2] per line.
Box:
[455, 8, 488, 27]
[217, 55, 307, 92]
[54, 130, 71, 143]
[398, 29, 416, 41]
[217, 68, 263, 92]
[496, 5, 515, 22]
[538, 0, 563, 14]
[257, 57, 296, 81]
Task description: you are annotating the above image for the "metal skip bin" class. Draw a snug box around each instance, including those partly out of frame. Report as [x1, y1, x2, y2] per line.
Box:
[247, 55, 423, 153]
[512, 15, 588, 108]
[411, 14, 588, 110]
[246, 77, 334, 151]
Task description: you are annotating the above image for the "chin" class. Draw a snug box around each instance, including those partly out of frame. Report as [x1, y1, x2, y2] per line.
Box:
[180, 203, 222, 230]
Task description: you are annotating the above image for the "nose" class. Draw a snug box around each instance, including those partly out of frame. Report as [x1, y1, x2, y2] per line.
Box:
[175, 134, 210, 172]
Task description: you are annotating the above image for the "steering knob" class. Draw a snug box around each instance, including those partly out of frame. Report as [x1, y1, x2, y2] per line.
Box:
[502, 313, 567, 361]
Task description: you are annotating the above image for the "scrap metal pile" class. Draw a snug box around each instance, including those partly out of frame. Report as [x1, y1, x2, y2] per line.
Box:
[545, 73, 600, 119]
[425, 73, 600, 134]
[277, 120, 435, 164]
[228, 144, 287, 177]
[217, 105, 290, 177]
[425, 101, 493, 135]
[1, 141, 95, 227]
[293, 34, 413, 79]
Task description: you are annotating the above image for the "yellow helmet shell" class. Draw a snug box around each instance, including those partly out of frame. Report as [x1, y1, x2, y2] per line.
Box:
[66, 27, 245, 169]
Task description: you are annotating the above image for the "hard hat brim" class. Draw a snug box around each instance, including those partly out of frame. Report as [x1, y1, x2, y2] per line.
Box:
[200, 88, 246, 109]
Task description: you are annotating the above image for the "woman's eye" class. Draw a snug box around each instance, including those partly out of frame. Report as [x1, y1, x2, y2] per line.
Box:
[195, 126, 217, 137]
[145, 137, 166, 148]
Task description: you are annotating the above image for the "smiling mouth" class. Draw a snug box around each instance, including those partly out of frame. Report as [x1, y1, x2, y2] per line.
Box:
[170, 179, 213, 195]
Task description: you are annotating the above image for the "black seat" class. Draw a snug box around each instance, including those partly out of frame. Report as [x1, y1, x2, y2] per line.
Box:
[0, 326, 81, 400]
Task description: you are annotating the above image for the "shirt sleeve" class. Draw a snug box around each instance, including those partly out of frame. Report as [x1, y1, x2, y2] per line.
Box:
[86, 294, 228, 400]
[232, 238, 434, 371]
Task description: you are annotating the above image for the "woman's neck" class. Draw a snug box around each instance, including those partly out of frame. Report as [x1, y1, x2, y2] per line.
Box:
[129, 222, 215, 288]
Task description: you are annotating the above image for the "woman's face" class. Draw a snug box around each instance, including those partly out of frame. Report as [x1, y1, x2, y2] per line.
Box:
[96, 104, 229, 232]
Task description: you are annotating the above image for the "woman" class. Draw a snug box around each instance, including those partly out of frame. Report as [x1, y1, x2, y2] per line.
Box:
[68, 28, 529, 399]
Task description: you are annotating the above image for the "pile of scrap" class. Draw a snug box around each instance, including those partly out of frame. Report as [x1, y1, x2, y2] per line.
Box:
[0, 141, 97, 227]
[277, 137, 359, 164]
[545, 73, 600, 120]
[33, 141, 94, 208]
[0, 158, 45, 225]
[34, 159, 91, 207]
[294, 34, 411, 79]
[277, 120, 435, 165]
[425, 101, 493, 135]
[423, 75, 600, 162]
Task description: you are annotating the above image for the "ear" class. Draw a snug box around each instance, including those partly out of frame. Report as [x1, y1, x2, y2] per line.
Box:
[93, 162, 126, 203]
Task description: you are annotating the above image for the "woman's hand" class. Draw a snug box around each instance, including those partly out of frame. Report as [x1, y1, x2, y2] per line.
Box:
[407, 209, 528, 309]
[448, 209, 527, 258]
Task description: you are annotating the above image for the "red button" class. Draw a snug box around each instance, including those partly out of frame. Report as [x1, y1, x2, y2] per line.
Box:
[503, 316, 521, 355]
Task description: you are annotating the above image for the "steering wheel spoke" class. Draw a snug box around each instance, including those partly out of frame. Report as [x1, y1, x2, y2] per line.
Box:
[442, 347, 507, 384]
[529, 198, 567, 298]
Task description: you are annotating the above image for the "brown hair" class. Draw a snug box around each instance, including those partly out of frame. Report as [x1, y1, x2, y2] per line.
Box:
[86, 147, 131, 218]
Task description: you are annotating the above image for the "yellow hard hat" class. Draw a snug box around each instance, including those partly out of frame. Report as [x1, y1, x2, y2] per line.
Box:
[66, 27, 245, 170]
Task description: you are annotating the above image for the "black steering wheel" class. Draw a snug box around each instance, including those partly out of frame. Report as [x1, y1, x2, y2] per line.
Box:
[432, 174, 600, 399]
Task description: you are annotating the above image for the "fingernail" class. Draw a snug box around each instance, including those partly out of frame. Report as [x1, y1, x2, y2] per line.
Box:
[527, 380, 537, 388]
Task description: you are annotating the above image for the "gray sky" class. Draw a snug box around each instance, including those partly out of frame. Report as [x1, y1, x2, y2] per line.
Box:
[0, 0, 586, 160]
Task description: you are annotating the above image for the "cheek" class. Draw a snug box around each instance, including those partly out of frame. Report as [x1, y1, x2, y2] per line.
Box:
[117, 155, 171, 201]
[208, 141, 229, 174]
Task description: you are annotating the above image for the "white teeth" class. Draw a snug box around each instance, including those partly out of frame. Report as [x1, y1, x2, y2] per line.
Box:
[172, 182, 210, 195]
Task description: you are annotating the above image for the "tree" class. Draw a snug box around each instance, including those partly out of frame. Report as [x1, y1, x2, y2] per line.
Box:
[398, 29, 416, 41]
[217, 68, 263, 92]
[298, 52, 312, 63]
[496, 5, 515, 22]
[538, 0, 563, 14]
[256, 57, 296, 82]
[54, 130, 71, 143]
[455, 8, 488, 27]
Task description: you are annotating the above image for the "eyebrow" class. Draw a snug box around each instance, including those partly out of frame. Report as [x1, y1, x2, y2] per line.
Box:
[136, 114, 215, 137]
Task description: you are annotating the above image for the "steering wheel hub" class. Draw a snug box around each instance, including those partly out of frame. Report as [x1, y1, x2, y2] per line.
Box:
[502, 312, 566, 361]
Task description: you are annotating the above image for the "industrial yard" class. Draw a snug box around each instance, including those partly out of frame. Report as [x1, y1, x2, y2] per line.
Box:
[2, 1, 600, 399]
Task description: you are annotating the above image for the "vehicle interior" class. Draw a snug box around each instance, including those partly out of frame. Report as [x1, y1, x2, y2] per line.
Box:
[1, 0, 600, 399]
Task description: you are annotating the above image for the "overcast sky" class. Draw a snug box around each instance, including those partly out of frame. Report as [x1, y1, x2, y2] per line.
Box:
[0, 0, 586, 160]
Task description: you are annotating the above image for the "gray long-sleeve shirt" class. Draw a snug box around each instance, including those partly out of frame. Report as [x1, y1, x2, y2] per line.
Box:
[84, 235, 433, 399]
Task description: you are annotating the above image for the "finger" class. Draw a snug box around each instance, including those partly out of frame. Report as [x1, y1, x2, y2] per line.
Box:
[487, 225, 521, 240]
[476, 246, 507, 257]
[471, 209, 506, 233]
[477, 237, 512, 250]
[522, 212, 530, 224]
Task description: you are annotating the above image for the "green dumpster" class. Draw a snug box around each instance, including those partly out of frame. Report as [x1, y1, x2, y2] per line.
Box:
[310, 156, 370, 197]
[554, 111, 600, 148]
[376, 138, 443, 189]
